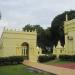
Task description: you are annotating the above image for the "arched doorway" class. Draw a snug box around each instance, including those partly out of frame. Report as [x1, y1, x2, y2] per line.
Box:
[21, 42, 29, 59]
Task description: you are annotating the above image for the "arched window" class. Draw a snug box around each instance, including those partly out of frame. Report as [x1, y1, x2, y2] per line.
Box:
[21, 42, 29, 59]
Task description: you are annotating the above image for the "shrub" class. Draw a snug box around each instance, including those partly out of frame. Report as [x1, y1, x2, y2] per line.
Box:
[70, 55, 75, 61]
[38, 55, 56, 62]
[9, 56, 25, 64]
[59, 55, 75, 61]
[0, 56, 25, 66]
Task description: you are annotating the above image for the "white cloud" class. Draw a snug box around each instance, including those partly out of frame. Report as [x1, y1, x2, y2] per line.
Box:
[0, 0, 75, 29]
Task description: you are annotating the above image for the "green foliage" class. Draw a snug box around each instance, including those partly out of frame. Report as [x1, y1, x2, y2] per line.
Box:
[0, 12, 1, 19]
[38, 55, 56, 62]
[59, 55, 75, 61]
[23, 24, 34, 32]
[0, 56, 25, 66]
[51, 10, 75, 47]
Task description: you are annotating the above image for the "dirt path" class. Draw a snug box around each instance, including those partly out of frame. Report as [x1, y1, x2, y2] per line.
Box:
[23, 60, 75, 75]
[53, 63, 75, 69]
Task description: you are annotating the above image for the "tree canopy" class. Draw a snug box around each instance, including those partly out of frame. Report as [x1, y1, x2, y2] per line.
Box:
[0, 12, 1, 19]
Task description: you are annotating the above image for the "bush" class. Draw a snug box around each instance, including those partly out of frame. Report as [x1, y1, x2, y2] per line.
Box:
[71, 55, 75, 61]
[0, 56, 25, 66]
[59, 55, 75, 61]
[38, 55, 56, 62]
[9, 56, 25, 64]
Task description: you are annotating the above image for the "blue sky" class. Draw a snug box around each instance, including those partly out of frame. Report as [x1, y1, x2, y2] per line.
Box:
[0, 0, 75, 29]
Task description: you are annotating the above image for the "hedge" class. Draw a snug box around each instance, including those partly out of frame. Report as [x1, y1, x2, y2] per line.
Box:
[38, 55, 56, 62]
[59, 55, 75, 61]
[0, 56, 25, 66]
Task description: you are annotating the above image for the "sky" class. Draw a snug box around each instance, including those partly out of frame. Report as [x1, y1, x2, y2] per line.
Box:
[0, 0, 75, 30]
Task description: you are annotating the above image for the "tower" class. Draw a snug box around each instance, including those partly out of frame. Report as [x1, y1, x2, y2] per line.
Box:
[66, 14, 68, 21]
[64, 14, 75, 55]
[53, 41, 64, 58]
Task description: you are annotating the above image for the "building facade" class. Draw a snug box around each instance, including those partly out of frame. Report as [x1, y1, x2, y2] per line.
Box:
[0, 28, 42, 62]
[53, 15, 75, 56]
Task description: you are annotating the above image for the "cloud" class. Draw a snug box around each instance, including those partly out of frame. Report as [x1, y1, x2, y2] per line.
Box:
[0, 0, 75, 29]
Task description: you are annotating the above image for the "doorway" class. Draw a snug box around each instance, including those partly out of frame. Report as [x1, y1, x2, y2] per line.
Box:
[21, 42, 29, 59]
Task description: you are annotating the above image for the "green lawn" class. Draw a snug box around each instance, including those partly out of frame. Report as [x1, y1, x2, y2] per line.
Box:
[44, 60, 75, 65]
[0, 65, 55, 75]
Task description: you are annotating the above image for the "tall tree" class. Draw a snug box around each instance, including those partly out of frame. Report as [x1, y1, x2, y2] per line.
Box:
[0, 12, 1, 19]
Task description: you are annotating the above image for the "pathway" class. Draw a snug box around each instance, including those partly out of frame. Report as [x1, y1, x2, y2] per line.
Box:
[53, 63, 75, 69]
[23, 60, 75, 75]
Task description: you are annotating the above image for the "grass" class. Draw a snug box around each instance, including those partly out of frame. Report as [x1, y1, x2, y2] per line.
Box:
[44, 60, 75, 65]
[0, 64, 55, 75]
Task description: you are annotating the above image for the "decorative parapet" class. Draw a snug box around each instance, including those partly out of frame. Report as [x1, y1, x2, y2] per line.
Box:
[2, 28, 37, 36]
[3, 27, 37, 33]
[64, 19, 75, 25]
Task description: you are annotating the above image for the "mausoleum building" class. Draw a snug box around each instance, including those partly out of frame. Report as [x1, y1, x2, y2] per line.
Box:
[53, 15, 75, 56]
[0, 28, 42, 62]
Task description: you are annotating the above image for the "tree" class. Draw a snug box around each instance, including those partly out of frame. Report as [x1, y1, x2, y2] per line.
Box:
[51, 10, 75, 47]
[44, 27, 52, 53]
[23, 24, 33, 31]
[45, 27, 51, 46]
[0, 12, 1, 19]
